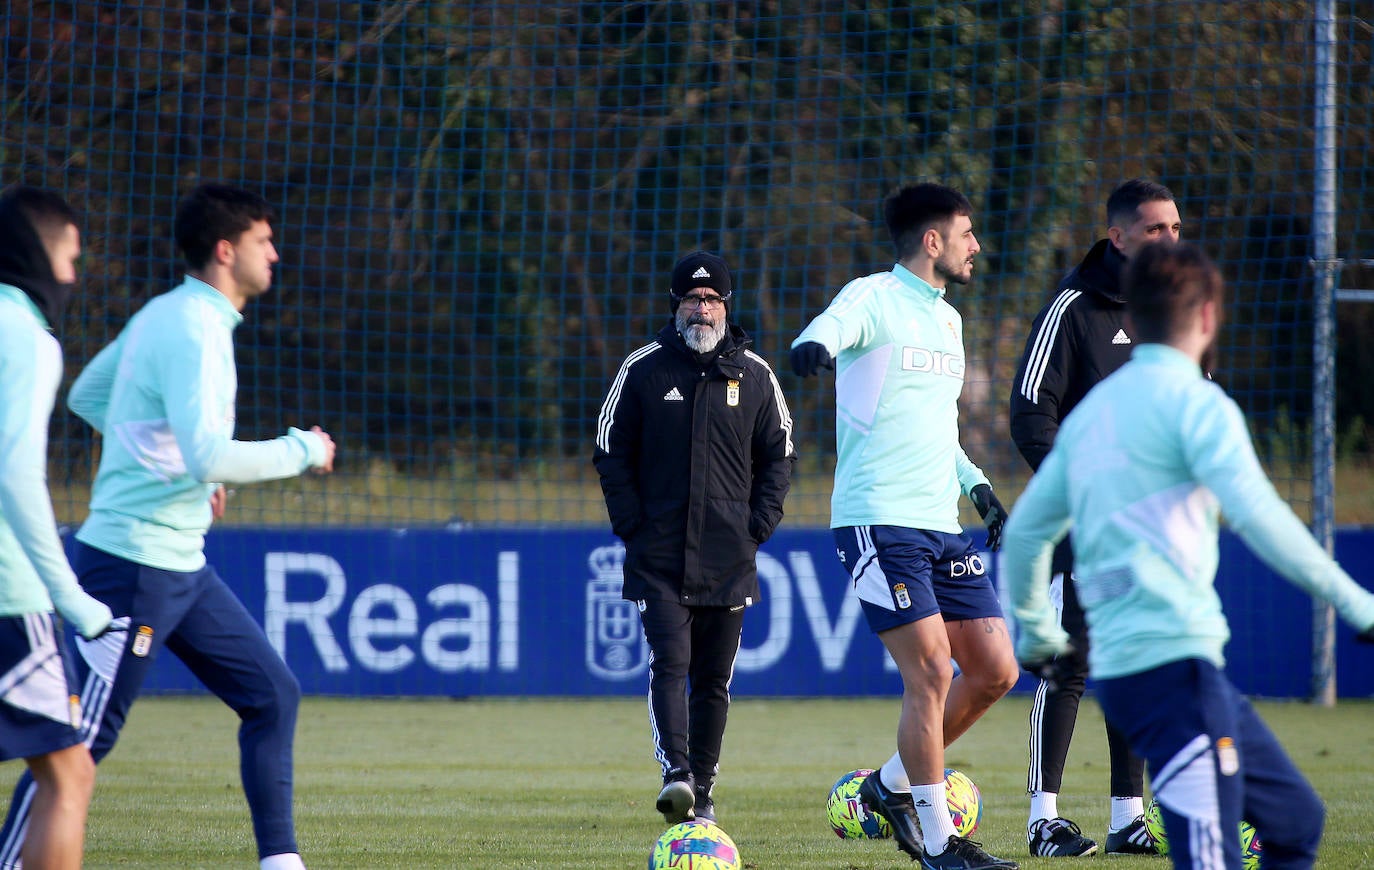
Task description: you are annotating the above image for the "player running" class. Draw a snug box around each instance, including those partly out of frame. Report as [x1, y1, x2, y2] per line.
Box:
[0, 183, 335, 870]
[1002, 240, 1374, 870]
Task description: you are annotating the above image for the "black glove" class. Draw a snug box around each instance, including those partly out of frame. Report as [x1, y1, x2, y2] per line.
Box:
[1021, 643, 1078, 693]
[1358, 624, 1374, 644]
[790, 341, 834, 378]
[970, 484, 1008, 552]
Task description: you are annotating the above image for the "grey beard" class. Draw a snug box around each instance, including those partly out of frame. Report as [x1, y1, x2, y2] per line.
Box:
[678, 316, 726, 353]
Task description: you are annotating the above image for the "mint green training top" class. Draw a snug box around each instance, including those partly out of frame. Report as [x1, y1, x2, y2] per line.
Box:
[0, 285, 111, 637]
[792, 264, 990, 532]
[1002, 343, 1374, 680]
[70, 277, 327, 572]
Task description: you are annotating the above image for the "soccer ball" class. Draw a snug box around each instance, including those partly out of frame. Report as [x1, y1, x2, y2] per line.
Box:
[825, 768, 982, 840]
[649, 820, 741, 870]
[943, 768, 983, 838]
[1143, 798, 1168, 854]
[1143, 798, 1262, 868]
[1238, 820, 1263, 869]
[826, 769, 891, 839]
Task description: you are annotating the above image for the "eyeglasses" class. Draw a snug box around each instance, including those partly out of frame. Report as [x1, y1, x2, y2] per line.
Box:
[678, 294, 726, 310]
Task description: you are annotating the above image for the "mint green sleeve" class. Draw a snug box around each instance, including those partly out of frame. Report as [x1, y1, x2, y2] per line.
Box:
[159, 309, 326, 484]
[791, 279, 877, 356]
[1183, 386, 1374, 632]
[1, 331, 112, 638]
[955, 443, 991, 495]
[1000, 447, 1073, 663]
[68, 332, 124, 434]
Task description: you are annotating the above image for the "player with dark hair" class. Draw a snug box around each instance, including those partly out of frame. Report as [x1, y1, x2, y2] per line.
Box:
[791, 183, 1020, 870]
[594, 251, 796, 825]
[0, 186, 112, 870]
[0, 183, 336, 870]
[1003, 240, 1374, 870]
[1009, 178, 1181, 857]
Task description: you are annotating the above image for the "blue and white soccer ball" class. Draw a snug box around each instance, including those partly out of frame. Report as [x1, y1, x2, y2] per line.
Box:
[649, 819, 741, 870]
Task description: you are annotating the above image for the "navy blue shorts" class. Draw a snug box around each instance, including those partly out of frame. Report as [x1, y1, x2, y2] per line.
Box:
[1098, 658, 1323, 868]
[0, 613, 82, 762]
[833, 526, 1003, 633]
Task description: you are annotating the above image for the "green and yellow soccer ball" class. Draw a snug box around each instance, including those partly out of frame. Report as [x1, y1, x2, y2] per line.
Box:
[649, 819, 741, 870]
[1144, 798, 1262, 868]
[825, 768, 982, 840]
[1143, 798, 1168, 852]
[1237, 819, 1263, 869]
[826, 769, 891, 839]
[943, 768, 983, 838]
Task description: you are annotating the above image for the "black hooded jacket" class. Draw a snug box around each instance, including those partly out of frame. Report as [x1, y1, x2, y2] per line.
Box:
[0, 197, 69, 327]
[593, 321, 796, 607]
[1009, 238, 1135, 471]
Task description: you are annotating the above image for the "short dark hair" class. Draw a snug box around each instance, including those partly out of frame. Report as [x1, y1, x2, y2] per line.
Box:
[1, 185, 78, 245]
[1122, 241, 1224, 344]
[883, 183, 974, 260]
[1106, 178, 1175, 228]
[174, 184, 275, 269]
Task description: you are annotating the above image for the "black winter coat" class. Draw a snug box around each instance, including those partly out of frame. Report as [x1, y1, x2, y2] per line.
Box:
[1009, 238, 1134, 472]
[593, 322, 796, 607]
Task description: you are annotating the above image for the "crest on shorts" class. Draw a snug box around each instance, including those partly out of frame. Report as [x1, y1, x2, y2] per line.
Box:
[893, 583, 912, 610]
[131, 625, 154, 657]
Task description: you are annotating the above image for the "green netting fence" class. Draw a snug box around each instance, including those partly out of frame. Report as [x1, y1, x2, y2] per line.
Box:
[5, 0, 1371, 530]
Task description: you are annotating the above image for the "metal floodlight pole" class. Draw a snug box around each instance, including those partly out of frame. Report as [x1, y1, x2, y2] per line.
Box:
[1309, 0, 1339, 707]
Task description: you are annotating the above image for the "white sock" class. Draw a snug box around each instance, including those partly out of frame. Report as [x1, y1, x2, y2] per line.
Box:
[1028, 791, 1059, 829]
[1111, 796, 1145, 830]
[911, 781, 958, 854]
[261, 854, 306, 870]
[879, 752, 910, 792]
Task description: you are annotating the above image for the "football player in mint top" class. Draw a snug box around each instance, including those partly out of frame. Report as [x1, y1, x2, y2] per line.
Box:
[1002, 240, 1374, 870]
[0, 186, 112, 870]
[792, 183, 1020, 870]
[0, 184, 335, 870]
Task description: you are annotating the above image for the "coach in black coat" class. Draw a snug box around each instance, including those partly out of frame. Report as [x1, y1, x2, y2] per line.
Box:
[593, 250, 795, 826]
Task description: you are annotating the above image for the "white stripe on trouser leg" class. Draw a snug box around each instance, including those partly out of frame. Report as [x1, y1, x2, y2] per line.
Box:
[74, 620, 129, 743]
[0, 783, 34, 868]
[1027, 679, 1049, 792]
[1153, 734, 1224, 870]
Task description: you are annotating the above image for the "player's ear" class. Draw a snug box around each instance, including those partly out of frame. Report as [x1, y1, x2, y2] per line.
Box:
[923, 226, 943, 257]
[1107, 225, 1125, 251]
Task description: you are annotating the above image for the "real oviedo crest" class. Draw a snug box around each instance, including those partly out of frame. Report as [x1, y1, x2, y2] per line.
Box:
[585, 543, 651, 679]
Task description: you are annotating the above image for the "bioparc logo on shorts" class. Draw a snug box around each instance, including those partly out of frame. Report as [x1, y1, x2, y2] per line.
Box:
[948, 552, 985, 578]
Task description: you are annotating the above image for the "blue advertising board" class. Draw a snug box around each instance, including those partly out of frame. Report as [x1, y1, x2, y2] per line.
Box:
[122, 526, 1374, 699]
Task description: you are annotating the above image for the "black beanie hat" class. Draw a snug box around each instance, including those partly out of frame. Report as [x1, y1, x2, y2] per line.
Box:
[669, 251, 733, 309]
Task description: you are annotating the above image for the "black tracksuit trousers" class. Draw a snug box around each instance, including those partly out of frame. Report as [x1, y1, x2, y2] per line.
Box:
[638, 597, 746, 787]
[1028, 546, 1146, 800]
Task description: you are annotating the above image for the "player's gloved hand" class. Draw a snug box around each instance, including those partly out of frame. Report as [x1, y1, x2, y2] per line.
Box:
[970, 484, 1008, 551]
[789, 341, 834, 378]
[1021, 644, 1078, 693]
[51, 586, 114, 641]
[1357, 623, 1374, 644]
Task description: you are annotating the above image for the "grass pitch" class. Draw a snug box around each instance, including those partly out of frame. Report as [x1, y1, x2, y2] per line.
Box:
[8, 694, 1374, 867]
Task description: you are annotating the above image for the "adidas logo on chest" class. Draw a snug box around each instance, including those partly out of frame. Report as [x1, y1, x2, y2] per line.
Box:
[1111, 328, 1131, 345]
[663, 387, 685, 401]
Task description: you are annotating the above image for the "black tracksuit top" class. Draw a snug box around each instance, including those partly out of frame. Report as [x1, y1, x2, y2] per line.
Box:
[1010, 238, 1136, 473]
[594, 322, 796, 607]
